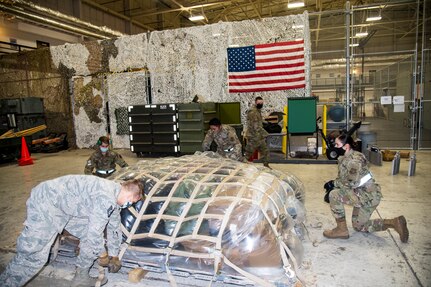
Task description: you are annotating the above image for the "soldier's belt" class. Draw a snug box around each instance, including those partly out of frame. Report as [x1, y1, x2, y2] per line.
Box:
[96, 169, 115, 175]
[223, 147, 234, 152]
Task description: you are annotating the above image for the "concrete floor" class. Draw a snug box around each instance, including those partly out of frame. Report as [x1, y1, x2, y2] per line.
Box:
[0, 149, 430, 287]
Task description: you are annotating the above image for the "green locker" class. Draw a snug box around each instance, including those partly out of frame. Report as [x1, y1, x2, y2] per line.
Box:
[178, 103, 217, 154]
[217, 102, 241, 124]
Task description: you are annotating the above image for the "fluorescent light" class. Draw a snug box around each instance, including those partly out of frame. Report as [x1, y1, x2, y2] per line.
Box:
[355, 32, 368, 37]
[366, 15, 381, 21]
[366, 10, 382, 22]
[292, 24, 304, 29]
[288, 1, 305, 8]
[189, 15, 205, 21]
[349, 43, 359, 47]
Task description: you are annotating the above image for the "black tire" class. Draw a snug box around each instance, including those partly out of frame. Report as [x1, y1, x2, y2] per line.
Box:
[326, 147, 339, 160]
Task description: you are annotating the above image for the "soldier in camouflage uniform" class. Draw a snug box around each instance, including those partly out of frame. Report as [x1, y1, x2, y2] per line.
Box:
[323, 134, 409, 243]
[202, 118, 244, 161]
[244, 97, 270, 168]
[0, 175, 144, 287]
[85, 136, 128, 178]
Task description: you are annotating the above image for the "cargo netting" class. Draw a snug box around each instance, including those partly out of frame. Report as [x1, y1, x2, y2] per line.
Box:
[112, 152, 306, 286]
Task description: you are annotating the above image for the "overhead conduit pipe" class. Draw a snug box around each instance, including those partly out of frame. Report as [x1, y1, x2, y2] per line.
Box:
[0, 0, 124, 39]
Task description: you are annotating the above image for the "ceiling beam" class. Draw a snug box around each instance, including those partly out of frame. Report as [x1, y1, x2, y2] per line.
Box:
[83, 0, 154, 31]
[130, 1, 232, 18]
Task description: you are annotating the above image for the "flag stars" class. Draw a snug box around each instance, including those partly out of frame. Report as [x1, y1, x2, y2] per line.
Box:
[227, 46, 256, 72]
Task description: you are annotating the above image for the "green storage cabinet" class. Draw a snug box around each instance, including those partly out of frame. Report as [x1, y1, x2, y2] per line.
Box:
[287, 97, 317, 134]
[217, 102, 241, 124]
[201, 102, 218, 129]
[178, 103, 217, 154]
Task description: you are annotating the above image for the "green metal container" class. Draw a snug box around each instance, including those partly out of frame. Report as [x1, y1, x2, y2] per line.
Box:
[177, 102, 217, 154]
[217, 102, 241, 124]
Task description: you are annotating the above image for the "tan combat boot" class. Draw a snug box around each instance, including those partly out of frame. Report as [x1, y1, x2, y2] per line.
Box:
[383, 216, 409, 243]
[71, 267, 108, 287]
[323, 218, 349, 239]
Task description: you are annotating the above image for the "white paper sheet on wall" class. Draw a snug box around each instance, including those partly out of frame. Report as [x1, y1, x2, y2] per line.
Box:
[380, 96, 392, 105]
[393, 96, 405, 104]
[394, 104, 405, 112]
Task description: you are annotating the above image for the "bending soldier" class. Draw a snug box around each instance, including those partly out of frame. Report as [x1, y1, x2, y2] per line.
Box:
[202, 118, 244, 162]
[244, 96, 270, 168]
[85, 136, 128, 178]
[323, 134, 409, 243]
[0, 175, 144, 287]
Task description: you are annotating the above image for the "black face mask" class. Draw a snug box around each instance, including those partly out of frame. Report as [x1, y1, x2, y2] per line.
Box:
[256, 103, 263, 109]
[335, 147, 345, 156]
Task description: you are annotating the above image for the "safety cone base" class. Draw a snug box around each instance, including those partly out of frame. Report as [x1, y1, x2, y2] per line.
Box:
[19, 157, 34, 166]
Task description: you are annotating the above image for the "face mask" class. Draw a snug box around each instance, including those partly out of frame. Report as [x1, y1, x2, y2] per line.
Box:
[100, 147, 109, 153]
[120, 201, 132, 209]
[256, 103, 263, 109]
[335, 147, 345, 156]
[210, 126, 220, 134]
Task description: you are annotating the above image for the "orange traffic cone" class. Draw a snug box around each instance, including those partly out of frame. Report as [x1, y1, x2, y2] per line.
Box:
[18, 137, 33, 166]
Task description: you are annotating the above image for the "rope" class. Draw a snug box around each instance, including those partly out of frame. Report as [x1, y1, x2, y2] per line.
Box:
[94, 265, 105, 287]
[119, 161, 195, 258]
[165, 254, 178, 287]
[223, 256, 273, 287]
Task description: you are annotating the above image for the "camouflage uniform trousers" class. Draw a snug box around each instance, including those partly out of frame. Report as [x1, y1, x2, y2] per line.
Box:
[328, 182, 385, 233]
[0, 197, 100, 287]
[244, 137, 269, 164]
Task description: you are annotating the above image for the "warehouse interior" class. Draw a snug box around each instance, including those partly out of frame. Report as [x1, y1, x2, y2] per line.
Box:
[0, 0, 430, 286]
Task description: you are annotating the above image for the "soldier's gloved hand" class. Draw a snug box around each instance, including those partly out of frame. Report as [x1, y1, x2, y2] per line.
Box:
[108, 256, 122, 273]
[98, 252, 109, 267]
[323, 180, 335, 192]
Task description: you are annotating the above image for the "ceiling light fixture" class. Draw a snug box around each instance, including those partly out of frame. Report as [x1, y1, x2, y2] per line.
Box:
[355, 31, 369, 38]
[349, 43, 359, 47]
[366, 10, 382, 22]
[189, 15, 205, 21]
[288, 1, 305, 9]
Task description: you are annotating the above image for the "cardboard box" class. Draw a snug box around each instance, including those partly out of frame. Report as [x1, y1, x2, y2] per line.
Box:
[382, 150, 410, 161]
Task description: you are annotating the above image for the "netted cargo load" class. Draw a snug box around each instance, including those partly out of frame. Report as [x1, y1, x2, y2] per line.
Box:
[112, 152, 306, 286]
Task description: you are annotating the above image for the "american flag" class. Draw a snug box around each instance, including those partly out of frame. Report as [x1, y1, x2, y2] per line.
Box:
[227, 40, 305, 93]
